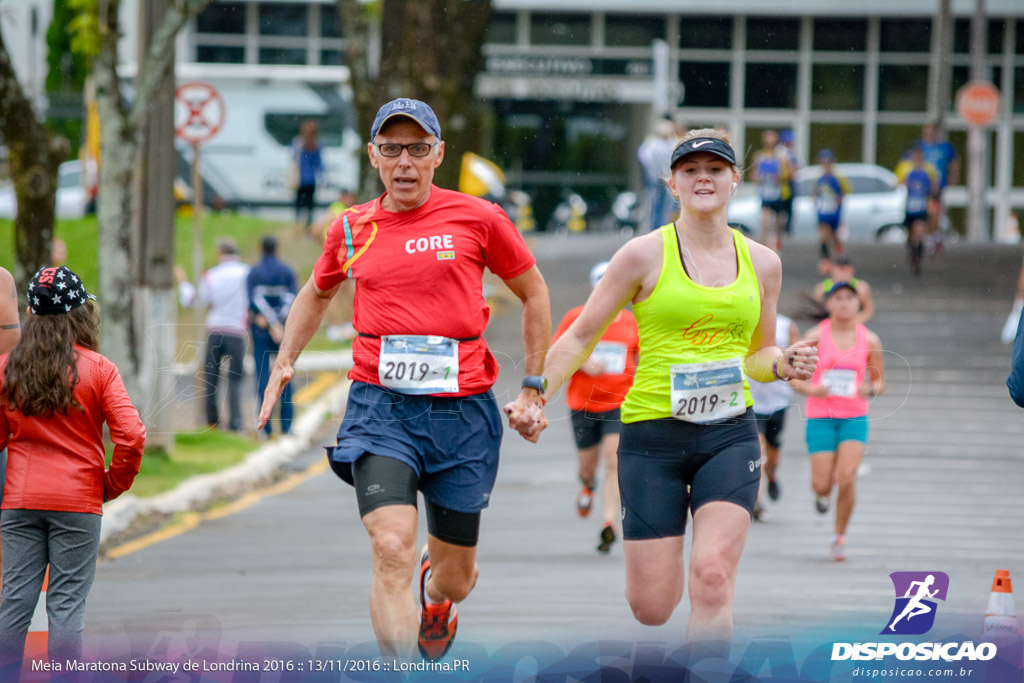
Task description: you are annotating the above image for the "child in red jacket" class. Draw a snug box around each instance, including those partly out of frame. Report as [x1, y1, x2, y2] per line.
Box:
[0, 266, 145, 669]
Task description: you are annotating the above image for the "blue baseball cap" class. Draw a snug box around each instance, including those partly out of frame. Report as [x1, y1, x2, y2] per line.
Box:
[826, 280, 859, 299]
[370, 98, 442, 140]
[818, 148, 835, 161]
[780, 129, 795, 144]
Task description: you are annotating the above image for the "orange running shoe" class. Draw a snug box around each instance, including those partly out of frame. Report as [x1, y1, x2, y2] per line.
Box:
[576, 484, 594, 517]
[417, 545, 458, 661]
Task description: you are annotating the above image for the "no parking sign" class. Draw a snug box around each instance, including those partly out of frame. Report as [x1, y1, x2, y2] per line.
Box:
[174, 82, 225, 144]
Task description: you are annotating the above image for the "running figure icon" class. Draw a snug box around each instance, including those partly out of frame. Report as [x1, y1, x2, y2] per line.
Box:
[888, 575, 939, 632]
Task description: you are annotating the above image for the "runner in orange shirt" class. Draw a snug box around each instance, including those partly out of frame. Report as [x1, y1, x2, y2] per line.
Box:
[553, 262, 639, 553]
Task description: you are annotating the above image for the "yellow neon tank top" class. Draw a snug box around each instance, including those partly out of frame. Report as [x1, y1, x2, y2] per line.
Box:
[621, 225, 762, 423]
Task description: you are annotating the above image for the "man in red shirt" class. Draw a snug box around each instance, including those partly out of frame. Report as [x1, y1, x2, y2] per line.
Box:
[258, 98, 550, 662]
[552, 262, 638, 553]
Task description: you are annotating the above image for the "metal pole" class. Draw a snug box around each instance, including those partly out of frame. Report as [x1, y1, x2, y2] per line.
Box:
[965, 0, 988, 242]
[191, 142, 203, 324]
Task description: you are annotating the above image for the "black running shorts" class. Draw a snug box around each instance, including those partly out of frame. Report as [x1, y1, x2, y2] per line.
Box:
[617, 410, 761, 540]
[754, 408, 787, 449]
[569, 407, 622, 450]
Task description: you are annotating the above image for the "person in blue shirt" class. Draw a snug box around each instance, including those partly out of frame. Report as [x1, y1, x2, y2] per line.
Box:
[918, 123, 959, 253]
[814, 149, 849, 268]
[1008, 304, 1024, 408]
[247, 235, 298, 439]
[293, 119, 324, 231]
[896, 145, 938, 276]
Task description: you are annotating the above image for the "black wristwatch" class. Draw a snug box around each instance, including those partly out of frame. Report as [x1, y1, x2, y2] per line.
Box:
[521, 375, 548, 393]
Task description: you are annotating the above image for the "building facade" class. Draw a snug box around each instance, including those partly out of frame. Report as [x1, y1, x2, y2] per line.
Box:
[4, 1, 1024, 230]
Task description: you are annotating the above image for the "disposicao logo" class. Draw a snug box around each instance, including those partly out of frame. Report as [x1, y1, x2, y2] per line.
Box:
[831, 571, 997, 663]
[883, 571, 949, 635]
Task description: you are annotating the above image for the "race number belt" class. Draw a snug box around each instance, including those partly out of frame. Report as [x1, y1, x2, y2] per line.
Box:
[823, 369, 857, 398]
[375, 334, 463, 394]
[670, 357, 745, 424]
[590, 341, 628, 375]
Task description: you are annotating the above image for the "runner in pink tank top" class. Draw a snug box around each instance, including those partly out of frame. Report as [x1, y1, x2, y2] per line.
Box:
[791, 281, 885, 561]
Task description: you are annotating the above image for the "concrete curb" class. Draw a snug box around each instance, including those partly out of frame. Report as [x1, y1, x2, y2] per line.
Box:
[100, 377, 351, 545]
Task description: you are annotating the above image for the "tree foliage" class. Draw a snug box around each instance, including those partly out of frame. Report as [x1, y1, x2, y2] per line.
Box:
[337, 0, 493, 197]
[0, 17, 68, 301]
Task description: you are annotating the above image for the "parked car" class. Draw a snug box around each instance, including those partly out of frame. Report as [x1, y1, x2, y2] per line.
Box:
[0, 160, 90, 220]
[728, 163, 908, 243]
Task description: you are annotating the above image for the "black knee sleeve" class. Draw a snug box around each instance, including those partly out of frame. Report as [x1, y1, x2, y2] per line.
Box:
[426, 501, 480, 547]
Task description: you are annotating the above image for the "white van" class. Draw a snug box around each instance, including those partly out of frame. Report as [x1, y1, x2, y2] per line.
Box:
[170, 63, 361, 210]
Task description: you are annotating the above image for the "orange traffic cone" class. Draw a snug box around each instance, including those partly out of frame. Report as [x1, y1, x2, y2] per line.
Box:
[22, 567, 48, 678]
[984, 569, 1022, 666]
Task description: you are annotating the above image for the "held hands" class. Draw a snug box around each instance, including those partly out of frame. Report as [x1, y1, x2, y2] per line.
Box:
[779, 340, 818, 382]
[256, 361, 295, 430]
[503, 390, 548, 443]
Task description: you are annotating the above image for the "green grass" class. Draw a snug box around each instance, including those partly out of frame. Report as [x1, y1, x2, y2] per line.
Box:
[0, 211, 324, 282]
[127, 430, 257, 499]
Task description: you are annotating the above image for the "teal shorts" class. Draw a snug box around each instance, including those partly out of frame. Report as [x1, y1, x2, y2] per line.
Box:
[806, 416, 869, 453]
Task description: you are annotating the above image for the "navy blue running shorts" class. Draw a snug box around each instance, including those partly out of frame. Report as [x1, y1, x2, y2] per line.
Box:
[327, 381, 503, 514]
[570, 407, 622, 450]
[617, 410, 761, 540]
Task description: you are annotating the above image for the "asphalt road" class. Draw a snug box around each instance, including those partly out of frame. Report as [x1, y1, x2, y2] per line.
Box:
[82, 232, 1024, 677]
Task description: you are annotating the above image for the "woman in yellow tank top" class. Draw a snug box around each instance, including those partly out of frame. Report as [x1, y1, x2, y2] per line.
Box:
[526, 128, 818, 648]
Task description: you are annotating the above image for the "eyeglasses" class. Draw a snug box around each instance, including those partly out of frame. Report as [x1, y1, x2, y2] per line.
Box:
[373, 141, 439, 158]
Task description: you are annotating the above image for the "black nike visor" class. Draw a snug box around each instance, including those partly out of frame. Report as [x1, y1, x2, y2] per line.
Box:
[670, 137, 737, 169]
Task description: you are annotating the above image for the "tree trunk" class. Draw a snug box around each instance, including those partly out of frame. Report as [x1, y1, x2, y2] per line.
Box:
[0, 23, 68, 302]
[91, 0, 211, 399]
[338, 0, 492, 199]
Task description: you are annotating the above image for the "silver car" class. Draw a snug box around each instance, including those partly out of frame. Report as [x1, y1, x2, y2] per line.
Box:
[728, 163, 908, 243]
[0, 160, 90, 220]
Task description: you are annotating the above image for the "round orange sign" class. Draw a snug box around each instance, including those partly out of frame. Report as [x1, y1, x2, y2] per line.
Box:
[956, 81, 1000, 127]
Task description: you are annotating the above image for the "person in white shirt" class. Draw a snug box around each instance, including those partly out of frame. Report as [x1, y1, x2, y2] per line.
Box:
[176, 238, 251, 432]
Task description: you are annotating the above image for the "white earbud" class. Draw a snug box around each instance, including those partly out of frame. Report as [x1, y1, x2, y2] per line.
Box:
[731, 181, 738, 193]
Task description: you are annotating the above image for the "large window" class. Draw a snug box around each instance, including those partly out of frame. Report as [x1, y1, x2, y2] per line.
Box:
[605, 14, 665, 48]
[264, 113, 346, 147]
[677, 16, 731, 50]
[879, 19, 931, 53]
[1016, 67, 1024, 114]
[813, 18, 867, 52]
[258, 3, 307, 36]
[197, 2, 245, 34]
[320, 4, 341, 39]
[812, 64, 865, 110]
[875, 124, 920, 171]
[953, 18, 1005, 54]
[678, 62, 730, 108]
[809, 124, 863, 168]
[531, 13, 591, 46]
[259, 48, 306, 65]
[746, 17, 799, 51]
[197, 45, 245, 64]
[488, 11, 518, 44]
[878, 65, 929, 111]
[745, 63, 798, 109]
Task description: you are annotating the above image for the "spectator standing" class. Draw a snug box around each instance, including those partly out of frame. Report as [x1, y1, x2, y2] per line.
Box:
[637, 118, 679, 231]
[0, 266, 144, 670]
[293, 119, 325, 232]
[247, 236, 297, 440]
[176, 238, 251, 432]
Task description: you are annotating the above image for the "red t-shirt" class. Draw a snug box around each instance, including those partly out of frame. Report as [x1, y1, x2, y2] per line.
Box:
[553, 307, 639, 412]
[313, 186, 536, 396]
